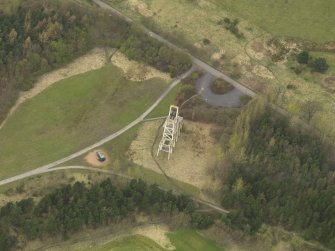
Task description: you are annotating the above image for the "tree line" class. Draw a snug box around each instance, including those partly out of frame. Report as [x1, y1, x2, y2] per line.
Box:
[116, 26, 192, 78]
[0, 178, 213, 250]
[0, 0, 192, 123]
[219, 99, 335, 249]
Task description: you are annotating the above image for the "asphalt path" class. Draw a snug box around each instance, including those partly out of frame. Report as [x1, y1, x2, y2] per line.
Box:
[195, 72, 245, 107]
[93, 0, 257, 98]
[0, 3, 331, 249]
[0, 67, 195, 187]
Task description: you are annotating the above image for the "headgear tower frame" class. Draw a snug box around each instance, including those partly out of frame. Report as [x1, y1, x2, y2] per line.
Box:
[156, 105, 183, 160]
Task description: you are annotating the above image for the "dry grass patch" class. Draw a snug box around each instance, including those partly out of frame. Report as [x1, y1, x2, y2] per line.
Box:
[0, 171, 107, 207]
[0, 48, 107, 130]
[111, 51, 171, 81]
[323, 77, 335, 93]
[252, 65, 275, 80]
[132, 224, 175, 250]
[127, 120, 220, 191]
[128, 0, 153, 17]
[211, 48, 226, 61]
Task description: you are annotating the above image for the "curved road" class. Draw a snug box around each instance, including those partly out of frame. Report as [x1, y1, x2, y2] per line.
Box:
[93, 0, 256, 98]
[0, 67, 195, 186]
[196, 73, 245, 107]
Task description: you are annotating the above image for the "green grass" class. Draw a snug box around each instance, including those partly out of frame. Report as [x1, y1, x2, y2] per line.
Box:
[86, 235, 165, 251]
[146, 84, 181, 118]
[126, 164, 199, 196]
[64, 120, 199, 196]
[168, 229, 224, 251]
[0, 0, 22, 13]
[86, 229, 224, 251]
[216, 0, 335, 42]
[0, 65, 167, 180]
[309, 51, 335, 75]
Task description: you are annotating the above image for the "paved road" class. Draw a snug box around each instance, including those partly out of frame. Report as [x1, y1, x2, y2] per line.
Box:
[195, 72, 245, 107]
[0, 67, 195, 187]
[93, 0, 256, 98]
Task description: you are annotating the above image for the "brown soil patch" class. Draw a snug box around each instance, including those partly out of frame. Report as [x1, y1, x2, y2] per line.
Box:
[132, 224, 175, 250]
[252, 65, 275, 80]
[211, 48, 226, 61]
[85, 150, 109, 167]
[251, 41, 264, 53]
[0, 48, 107, 130]
[323, 77, 335, 92]
[232, 54, 250, 66]
[128, 0, 153, 17]
[249, 41, 266, 60]
[127, 120, 219, 190]
[111, 51, 171, 82]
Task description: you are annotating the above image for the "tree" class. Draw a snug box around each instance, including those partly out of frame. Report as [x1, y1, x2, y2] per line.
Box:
[0, 229, 16, 251]
[296, 51, 309, 64]
[301, 100, 322, 122]
[310, 58, 329, 73]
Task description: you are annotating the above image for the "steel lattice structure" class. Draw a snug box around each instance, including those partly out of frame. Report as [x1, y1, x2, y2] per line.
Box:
[156, 105, 183, 160]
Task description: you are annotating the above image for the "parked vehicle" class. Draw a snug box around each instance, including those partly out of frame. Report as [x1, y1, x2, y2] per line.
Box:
[96, 151, 106, 162]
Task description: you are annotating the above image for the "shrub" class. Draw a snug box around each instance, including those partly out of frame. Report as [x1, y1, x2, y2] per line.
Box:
[310, 57, 329, 73]
[190, 212, 214, 229]
[286, 84, 297, 90]
[296, 51, 309, 64]
[210, 79, 234, 94]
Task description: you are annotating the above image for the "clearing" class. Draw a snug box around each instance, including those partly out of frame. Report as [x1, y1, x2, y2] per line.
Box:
[0, 48, 107, 130]
[85, 150, 110, 167]
[76, 228, 224, 251]
[111, 50, 171, 81]
[215, 0, 335, 43]
[0, 62, 168, 180]
[127, 120, 221, 197]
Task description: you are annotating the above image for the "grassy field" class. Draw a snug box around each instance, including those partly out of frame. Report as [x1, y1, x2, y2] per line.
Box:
[0, 65, 168, 180]
[86, 235, 165, 251]
[63, 118, 199, 196]
[104, 0, 335, 142]
[0, 0, 22, 13]
[85, 229, 224, 251]
[146, 85, 182, 118]
[216, 0, 335, 43]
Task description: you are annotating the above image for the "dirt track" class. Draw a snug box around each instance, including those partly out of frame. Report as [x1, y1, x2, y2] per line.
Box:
[128, 120, 219, 190]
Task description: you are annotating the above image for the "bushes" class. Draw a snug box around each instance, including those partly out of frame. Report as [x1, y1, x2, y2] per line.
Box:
[296, 51, 309, 64]
[118, 27, 192, 77]
[295, 51, 329, 73]
[220, 100, 335, 248]
[310, 57, 329, 73]
[218, 17, 244, 39]
[209, 79, 234, 94]
[0, 2, 101, 121]
[190, 212, 214, 229]
[0, 1, 192, 123]
[0, 179, 197, 250]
